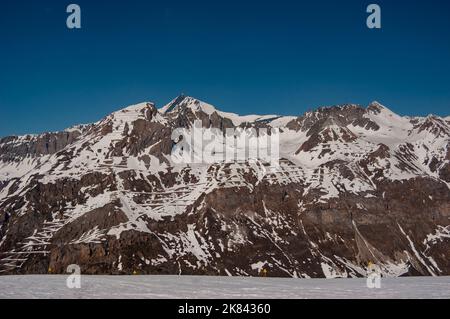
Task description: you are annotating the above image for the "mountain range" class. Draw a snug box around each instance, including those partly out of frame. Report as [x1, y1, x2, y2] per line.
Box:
[0, 95, 449, 277]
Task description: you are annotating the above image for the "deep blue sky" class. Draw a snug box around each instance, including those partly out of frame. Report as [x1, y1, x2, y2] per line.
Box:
[1, 0, 449, 136]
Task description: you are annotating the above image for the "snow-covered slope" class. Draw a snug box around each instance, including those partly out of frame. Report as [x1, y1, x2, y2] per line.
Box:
[0, 96, 449, 278]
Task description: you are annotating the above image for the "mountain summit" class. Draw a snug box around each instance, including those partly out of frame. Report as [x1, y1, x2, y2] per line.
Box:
[159, 95, 216, 115]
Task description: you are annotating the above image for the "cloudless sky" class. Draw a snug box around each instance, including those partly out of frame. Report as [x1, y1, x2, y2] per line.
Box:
[0, 0, 449, 136]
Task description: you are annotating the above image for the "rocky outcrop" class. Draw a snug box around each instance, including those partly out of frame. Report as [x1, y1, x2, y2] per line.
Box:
[0, 128, 87, 162]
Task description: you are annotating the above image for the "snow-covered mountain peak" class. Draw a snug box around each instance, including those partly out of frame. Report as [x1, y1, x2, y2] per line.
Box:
[413, 115, 450, 138]
[159, 94, 187, 114]
[367, 101, 388, 113]
[160, 95, 282, 127]
[110, 102, 157, 118]
[105, 102, 165, 130]
[159, 95, 217, 115]
[364, 101, 412, 135]
[367, 101, 405, 120]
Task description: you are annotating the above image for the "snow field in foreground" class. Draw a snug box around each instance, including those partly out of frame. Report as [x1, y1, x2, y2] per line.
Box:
[0, 275, 449, 299]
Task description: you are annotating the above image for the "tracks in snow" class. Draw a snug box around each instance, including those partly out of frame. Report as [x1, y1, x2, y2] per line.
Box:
[0, 215, 70, 274]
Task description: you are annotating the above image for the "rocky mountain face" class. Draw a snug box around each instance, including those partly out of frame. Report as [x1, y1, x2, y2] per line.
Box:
[0, 96, 449, 278]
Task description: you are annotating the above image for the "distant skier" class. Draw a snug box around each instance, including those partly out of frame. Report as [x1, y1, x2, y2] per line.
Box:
[366, 261, 381, 289]
[260, 268, 268, 277]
